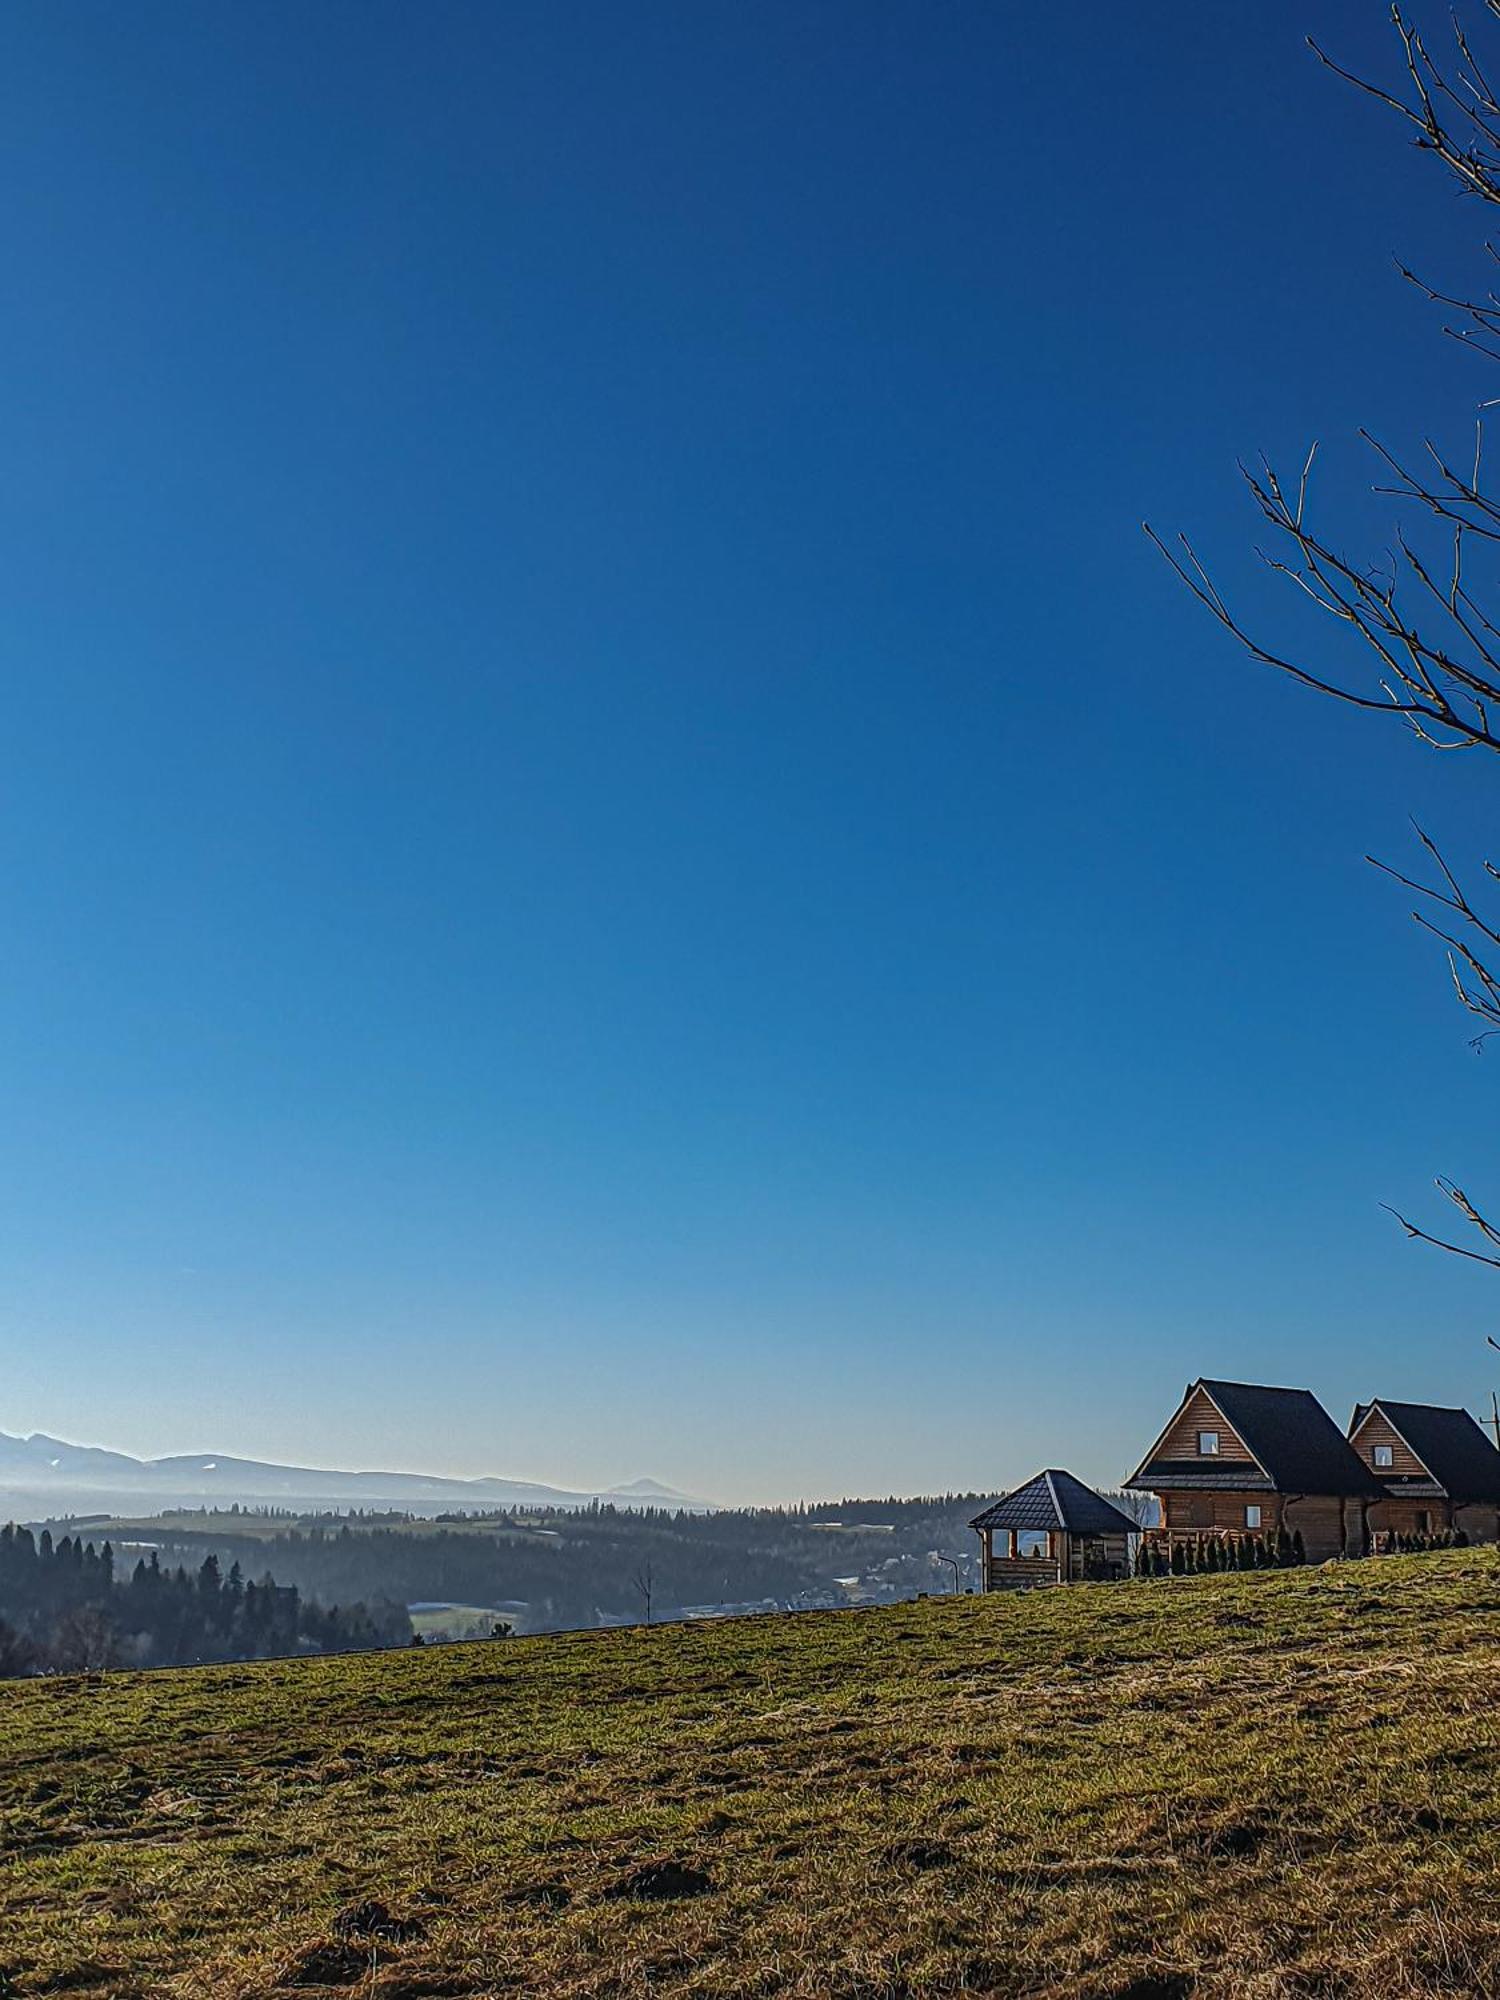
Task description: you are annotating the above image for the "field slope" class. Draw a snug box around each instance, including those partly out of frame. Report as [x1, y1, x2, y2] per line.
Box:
[4, 1550, 1500, 1999]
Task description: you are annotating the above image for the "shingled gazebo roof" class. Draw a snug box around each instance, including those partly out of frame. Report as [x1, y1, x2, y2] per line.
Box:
[970, 1469, 1138, 1537]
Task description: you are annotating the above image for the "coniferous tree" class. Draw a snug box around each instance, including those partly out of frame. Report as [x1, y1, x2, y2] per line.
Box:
[0, 1519, 409, 1674]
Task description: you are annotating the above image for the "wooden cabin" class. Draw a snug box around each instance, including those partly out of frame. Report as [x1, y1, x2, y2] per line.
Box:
[1124, 1378, 1384, 1563]
[971, 1470, 1137, 1590]
[1348, 1399, 1500, 1548]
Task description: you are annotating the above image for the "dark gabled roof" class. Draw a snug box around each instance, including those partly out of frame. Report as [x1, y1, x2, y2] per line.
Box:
[1127, 1379, 1384, 1499]
[1354, 1399, 1500, 1504]
[971, 1469, 1139, 1537]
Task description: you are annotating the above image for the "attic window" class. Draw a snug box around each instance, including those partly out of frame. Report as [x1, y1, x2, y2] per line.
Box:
[1198, 1430, 1220, 1456]
[1373, 1443, 1394, 1469]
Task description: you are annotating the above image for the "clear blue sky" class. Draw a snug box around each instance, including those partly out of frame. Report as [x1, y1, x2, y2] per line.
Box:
[1, 2, 1495, 1503]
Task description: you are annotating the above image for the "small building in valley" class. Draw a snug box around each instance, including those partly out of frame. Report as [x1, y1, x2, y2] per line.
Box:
[1348, 1398, 1500, 1547]
[971, 1470, 1137, 1590]
[1124, 1378, 1384, 1563]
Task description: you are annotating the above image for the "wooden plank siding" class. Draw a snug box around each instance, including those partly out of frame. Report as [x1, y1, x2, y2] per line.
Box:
[1283, 1495, 1364, 1562]
[1160, 1490, 1281, 1535]
[984, 1555, 1063, 1590]
[1457, 1503, 1500, 1543]
[1368, 1498, 1500, 1542]
[1157, 1387, 1259, 1465]
[1349, 1409, 1428, 1479]
[1369, 1497, 1450, 1541]
[1155, 1492, 1363, 1560]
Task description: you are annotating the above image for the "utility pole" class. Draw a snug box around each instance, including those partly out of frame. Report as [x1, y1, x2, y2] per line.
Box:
[1491, 1390, 1500, 1455]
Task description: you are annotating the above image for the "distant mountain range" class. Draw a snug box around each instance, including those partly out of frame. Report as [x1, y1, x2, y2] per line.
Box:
[0, 1431, 712, 1523]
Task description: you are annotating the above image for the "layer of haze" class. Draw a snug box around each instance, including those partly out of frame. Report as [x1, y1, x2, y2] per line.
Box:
[1, 3, 1494, 1504]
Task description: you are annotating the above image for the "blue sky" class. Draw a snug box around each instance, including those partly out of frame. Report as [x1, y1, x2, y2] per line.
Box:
[1, 2, 1497, 1503]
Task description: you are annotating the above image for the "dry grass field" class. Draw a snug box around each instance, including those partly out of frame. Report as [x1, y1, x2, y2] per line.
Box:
[5, 1548, 1500, 2000]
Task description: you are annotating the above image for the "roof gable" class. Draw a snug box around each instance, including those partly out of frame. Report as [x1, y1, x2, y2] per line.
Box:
[1128, 1379, 1384, 1498]
[971, 1469, 1138, 1536]
[1125, 1381, 1269, 1489]
[1361, 1400, 1500, 1503]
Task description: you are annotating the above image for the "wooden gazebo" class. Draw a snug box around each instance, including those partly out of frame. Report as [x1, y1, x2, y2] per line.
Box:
[971, 1469, 1137, 1590]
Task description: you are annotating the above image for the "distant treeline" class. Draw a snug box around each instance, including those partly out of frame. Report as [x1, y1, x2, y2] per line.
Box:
[48, 1495, 1000, 1634]
[0, 1524, 410, 1675]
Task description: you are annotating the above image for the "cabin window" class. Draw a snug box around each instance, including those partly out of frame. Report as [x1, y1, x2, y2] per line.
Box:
[1372, 1444, 1394, 1469]
[1197, 1431, 1220, 1456]
[1416, 1510, 1432, 1535]
[1244, 1504, 1262, 1529]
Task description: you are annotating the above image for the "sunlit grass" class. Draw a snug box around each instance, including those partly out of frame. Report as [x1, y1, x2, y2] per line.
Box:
[4, 1550, 1500, 1997]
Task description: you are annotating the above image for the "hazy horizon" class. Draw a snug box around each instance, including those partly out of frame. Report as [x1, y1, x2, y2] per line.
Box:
[4, 3, 1498, 1506]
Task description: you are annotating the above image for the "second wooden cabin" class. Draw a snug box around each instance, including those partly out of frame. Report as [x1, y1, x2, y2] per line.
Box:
[1348, 1398, 1500, 1547]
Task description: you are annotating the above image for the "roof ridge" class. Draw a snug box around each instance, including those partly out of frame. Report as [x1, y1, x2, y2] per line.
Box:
[1200, 1377, 1316, 1397]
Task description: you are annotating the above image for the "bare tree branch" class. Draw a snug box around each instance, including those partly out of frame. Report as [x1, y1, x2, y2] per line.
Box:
[1155, 5, 1500, 1285]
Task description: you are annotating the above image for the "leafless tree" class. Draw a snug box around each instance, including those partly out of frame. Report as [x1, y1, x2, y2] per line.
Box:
[49, 1606, 120, 1674]
[1148, 3, 1500, 1273]
[632, 1561, 655, 1626]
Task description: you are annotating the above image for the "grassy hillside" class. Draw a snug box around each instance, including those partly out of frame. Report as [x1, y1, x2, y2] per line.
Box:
[4, 1550, 1500, 2000]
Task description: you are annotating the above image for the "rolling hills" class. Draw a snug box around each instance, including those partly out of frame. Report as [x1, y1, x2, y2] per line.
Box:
[4, 1548, 1500, 1998]
[0, 1429, 708, 1521]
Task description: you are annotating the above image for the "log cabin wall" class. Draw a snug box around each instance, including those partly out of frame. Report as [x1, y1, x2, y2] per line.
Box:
[1455, 1502, 1500, 1543]
[1369, 1497, 1451, 1539]
[1158, 1387, 1259, 1465]
[1160, 1490, 1282, 1534]
[1368, 1500, 1500, 1543]
[1281, 1494, 1360, 1561]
